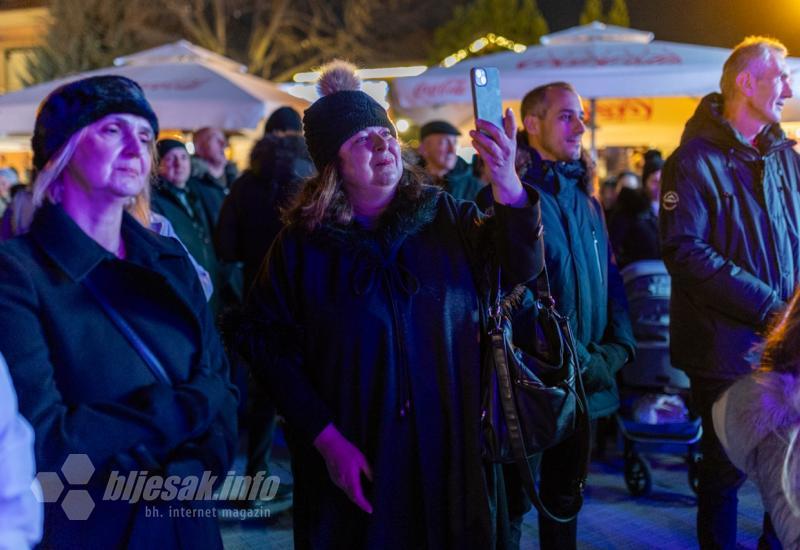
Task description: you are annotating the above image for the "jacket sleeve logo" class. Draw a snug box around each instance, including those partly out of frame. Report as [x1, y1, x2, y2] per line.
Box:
[662, 191, 679, 211]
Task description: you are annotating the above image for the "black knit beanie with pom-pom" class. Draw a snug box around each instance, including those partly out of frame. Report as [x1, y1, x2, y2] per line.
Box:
[302, 60, 396, 172]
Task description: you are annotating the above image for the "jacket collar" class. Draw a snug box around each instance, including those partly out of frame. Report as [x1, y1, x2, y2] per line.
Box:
[30, 201, 183, 282]
[313, 182, 441, 256]
[746, 371, 800, 436]
[681, 93, 795, 157]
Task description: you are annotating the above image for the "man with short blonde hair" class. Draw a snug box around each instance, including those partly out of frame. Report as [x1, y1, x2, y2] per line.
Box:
[661, 35, 800, 548]
[719, 36, 787, 100]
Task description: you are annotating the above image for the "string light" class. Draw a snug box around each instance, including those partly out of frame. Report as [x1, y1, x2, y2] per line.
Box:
[439, 33, 527, 67]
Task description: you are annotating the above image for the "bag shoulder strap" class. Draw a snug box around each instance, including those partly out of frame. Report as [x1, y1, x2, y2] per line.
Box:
[82, 277, 172, 385]
[491, 265, 591, 523]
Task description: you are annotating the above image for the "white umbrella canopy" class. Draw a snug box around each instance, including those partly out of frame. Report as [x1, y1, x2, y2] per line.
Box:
[0, 40, 307, 134]
[393, 22, 800, 109]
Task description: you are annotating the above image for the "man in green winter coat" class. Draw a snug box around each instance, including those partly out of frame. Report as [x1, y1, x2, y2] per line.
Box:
[418, 120, 484, 201]
[480, 82, 635, 550]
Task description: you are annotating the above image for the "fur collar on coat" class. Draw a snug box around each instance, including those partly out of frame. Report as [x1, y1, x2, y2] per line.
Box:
[723, 371, 800, 469]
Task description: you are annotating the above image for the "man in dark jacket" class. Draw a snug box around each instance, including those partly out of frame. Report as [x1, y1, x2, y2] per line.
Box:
[480, 82, 635, 549]
[151, 139, 221, 313]
[418, 120, 484, 201]
[216, 108, 314, 503]
[216, 108, 314, 291]
[190, 127, 244, 311]
[660, 37, 800, 548]
[191, 127, 238, 224]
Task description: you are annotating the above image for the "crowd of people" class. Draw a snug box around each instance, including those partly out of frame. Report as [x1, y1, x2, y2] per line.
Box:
[0, 34, 799, 550]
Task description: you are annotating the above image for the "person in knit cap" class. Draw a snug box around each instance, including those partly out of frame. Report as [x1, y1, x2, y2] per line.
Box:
[151, 138, 222, 310]
[0, 75, 237, 549]
[216, 106, 312, 291]
[238, 60, 544, 548]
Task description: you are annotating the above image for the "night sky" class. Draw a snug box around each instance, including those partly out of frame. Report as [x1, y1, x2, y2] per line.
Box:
[538, 0, 800, 54]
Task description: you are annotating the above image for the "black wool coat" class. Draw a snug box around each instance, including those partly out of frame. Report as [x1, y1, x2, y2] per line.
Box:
[0, 203, 238, 549]
[242, 182, 543, 549]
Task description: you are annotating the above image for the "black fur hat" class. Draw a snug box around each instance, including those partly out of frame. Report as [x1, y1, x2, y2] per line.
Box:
[302, 61, 395, 172]
[32, 75, 159, 171]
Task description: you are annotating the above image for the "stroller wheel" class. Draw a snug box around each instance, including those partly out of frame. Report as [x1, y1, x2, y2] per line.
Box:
[687, 452, 702, 495]
[624, 454, 652, 496]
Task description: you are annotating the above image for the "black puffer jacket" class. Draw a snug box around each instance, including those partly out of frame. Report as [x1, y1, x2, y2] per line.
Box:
[660, 93, 800, 379]
[215, 134, 314, 291]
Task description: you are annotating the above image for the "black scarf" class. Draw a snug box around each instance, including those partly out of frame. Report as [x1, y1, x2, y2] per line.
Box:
[518, 141, 587, 195]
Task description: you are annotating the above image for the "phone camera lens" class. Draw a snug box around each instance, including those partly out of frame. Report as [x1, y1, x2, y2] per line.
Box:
[475, 69, 487, 86]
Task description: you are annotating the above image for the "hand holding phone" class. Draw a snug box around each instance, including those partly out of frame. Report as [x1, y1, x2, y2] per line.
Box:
[468, 67, 525, 205]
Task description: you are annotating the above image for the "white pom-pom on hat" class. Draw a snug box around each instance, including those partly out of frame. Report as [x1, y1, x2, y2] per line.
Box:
[316, 60, 361, 97]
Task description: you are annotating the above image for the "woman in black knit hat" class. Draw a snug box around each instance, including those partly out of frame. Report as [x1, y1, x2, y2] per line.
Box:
[0, 75, 237, 548]
[239, 61, 544, 548]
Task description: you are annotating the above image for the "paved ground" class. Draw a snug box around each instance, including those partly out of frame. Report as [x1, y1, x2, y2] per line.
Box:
[219, 429, 765, 549]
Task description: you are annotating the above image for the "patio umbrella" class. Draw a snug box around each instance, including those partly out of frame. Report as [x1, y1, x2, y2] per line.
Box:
[0, 40, 307, 134]
[392, 23, 800, 154]
[395, 23, 800, 107]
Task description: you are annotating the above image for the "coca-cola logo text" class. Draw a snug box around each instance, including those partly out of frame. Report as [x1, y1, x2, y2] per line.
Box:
[139, 78, 210, 92]
[411, 78, 468, 100]
[517, 50, 682, 70]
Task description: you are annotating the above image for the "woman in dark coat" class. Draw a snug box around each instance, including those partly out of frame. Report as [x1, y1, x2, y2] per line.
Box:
[0, 76, 238, 549]
[239, 61, 543, 549]
[608, 153, 663, 267]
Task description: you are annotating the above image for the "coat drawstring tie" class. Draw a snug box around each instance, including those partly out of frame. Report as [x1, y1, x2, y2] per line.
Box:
[350, 240, 419, 419]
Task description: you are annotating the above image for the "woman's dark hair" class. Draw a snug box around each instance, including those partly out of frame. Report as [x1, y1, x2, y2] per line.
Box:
[282, 152, 427, 231]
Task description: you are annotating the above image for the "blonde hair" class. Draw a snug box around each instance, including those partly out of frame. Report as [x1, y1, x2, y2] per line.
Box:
[30, 128, 154, 227]
[782, 426, 800, 516]
[720, 36, 788, 100]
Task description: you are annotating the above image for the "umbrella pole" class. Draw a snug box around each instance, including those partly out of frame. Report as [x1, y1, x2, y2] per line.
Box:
[589, 98, 597, 162]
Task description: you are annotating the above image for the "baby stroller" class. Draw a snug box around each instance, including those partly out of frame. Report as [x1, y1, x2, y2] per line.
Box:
[615, 260, 702, 496]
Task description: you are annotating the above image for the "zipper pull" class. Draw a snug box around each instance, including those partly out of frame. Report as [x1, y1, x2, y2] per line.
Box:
[591, 230, 605, 286]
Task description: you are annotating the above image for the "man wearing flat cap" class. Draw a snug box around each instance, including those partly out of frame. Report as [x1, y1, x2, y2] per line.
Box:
[418, 120, 484, 201]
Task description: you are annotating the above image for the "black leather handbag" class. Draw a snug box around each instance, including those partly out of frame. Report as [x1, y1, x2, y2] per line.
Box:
[481, 266, 591, 523]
